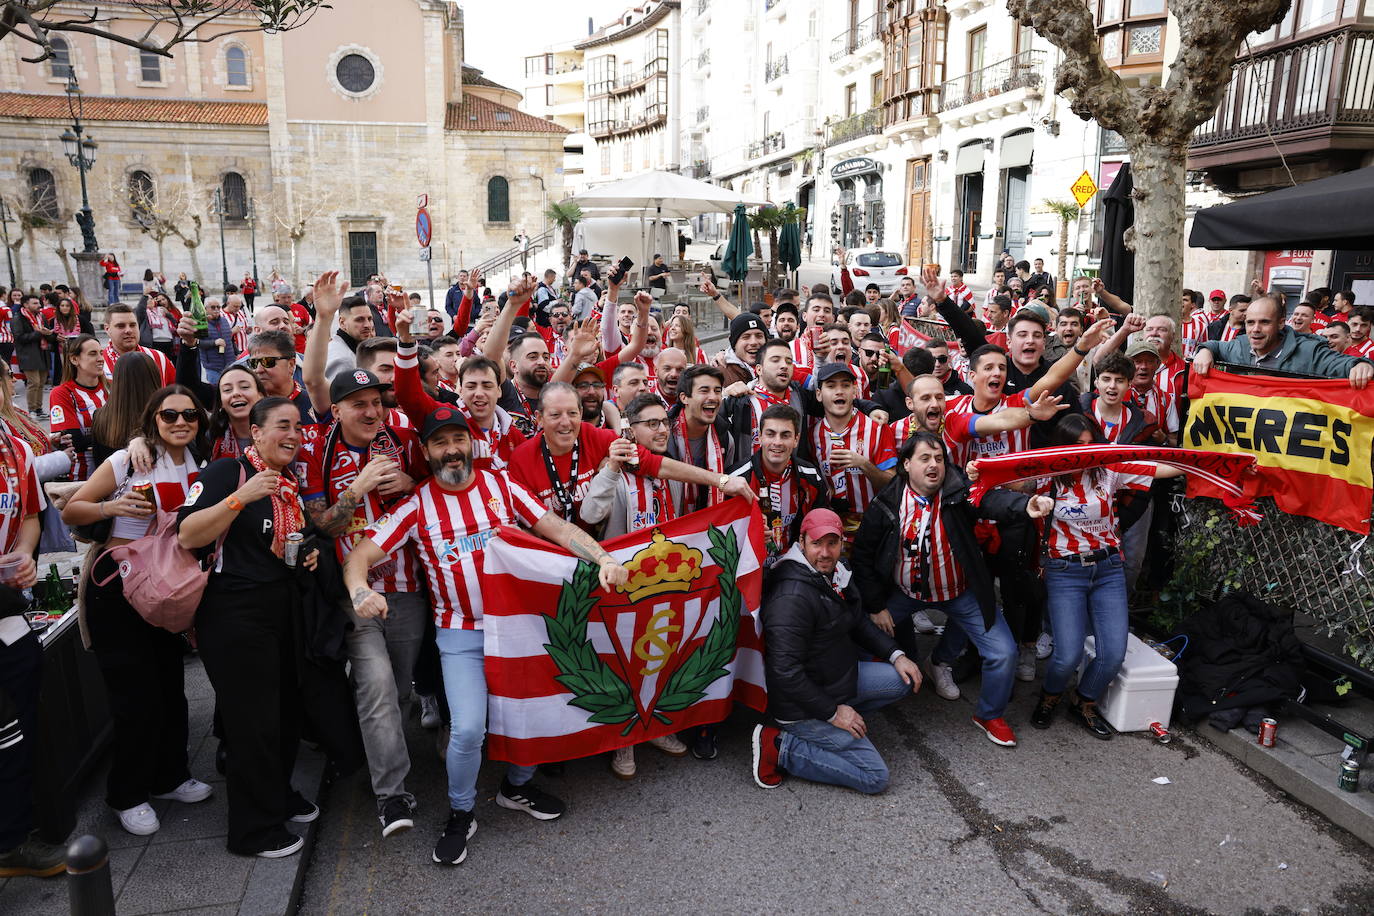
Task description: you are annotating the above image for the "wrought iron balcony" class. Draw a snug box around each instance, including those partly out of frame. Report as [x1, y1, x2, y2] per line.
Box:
[747, 131, 787, 160]
[826, 108, 882, 147]
[765, 55, 789, 83]
[829, 11, 884, 62]
[697, 48, 711, 69]
[937, 49, 1044, 113]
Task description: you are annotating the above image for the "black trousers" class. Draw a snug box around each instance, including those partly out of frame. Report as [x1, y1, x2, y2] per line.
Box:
[0, 627, 42, 851]
[990, 517, 1044, 645]
[86, 565, 191, 811]
[195, 580, 300, 854]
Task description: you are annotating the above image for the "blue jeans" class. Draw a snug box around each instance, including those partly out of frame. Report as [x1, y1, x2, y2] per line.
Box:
[435, 627, 535, 812]
[926, 589, 1016, 720]
[778, 661, 911, 794]
[1043, 554, 1129, 701]
[105, 277, 121, 304]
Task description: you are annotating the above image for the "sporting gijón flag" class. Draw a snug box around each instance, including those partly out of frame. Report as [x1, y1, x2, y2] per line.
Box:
[481, 501, 767, 766]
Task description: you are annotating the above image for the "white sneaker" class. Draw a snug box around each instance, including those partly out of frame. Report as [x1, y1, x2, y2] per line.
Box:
[1016, 645, 1038, 682]
[647, 733, 688, 757]
[911, 610, 938, 634]
[418, 694, 442, 730]
[152, 778, 213, 804]
[611, 746, 636, 780]
[1035, 632, 1054, 660]
[117, 803, 160, 836]
[922, 658, 960, 700]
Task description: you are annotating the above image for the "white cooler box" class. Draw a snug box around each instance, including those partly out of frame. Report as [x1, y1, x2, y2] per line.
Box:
[1081, 633, 1179, 732]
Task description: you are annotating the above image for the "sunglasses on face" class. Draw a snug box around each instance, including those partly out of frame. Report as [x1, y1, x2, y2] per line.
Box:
[933, 355, 949, 363]
[158, 408, 200, 424]
[247, 356, 287, 370]
[860, 349, 882, 359]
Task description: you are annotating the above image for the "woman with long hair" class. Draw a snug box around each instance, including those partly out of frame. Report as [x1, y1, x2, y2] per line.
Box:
[0, 359, 72, 483]
[0, 287, 20, 369]
[100, 253, 122, 305]
[50, 334, 107, 480]
[91, 352, 162, 468]
[62, 385, 213, 837]
[664, 314, 707, 365]
[206, 365, 265, 459]
[178, 396, 319, 858]
[50, 297, 81, 384]
[138, 291, 177, 362]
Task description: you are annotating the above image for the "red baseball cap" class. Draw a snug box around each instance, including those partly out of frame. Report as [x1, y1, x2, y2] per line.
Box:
[1209, 289, 1227, 301]
[799, 508, 844, 541]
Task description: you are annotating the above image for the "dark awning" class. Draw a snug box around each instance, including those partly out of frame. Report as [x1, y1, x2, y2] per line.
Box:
[1189, 166, 1374, 251]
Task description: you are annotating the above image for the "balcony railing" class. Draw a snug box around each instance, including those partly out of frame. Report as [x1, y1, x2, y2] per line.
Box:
[826, 107, 882, 146]
[608, 57, 668, 96]
[696, 0, 709, 15]
[765, 55, 789, 83]
[697, 48, 711, 68]
[829, 11, 885, 62]
[747, 131, 787, 160]
[938, 49, 1044, 113]
[1191, 27, 1374, 149]
[694, 105, 710, 124]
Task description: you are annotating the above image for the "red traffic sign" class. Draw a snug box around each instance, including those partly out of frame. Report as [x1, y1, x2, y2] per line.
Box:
[415, 208, 432, 248]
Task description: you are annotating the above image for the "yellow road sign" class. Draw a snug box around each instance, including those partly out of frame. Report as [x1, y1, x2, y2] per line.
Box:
[1071, 170, 1098, 209]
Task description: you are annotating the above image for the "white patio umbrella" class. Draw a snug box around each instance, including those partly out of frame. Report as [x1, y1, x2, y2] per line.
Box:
[571, 171, 769, 285]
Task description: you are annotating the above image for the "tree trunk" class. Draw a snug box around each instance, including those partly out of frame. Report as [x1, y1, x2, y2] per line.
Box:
[156, 236, 166, 276]
[767, 228, 781, 296]
[1056, 218, 1069, 285]
[561, 224, 574, 285]
[290, 234, 302, 290]
[185, 242, 203, 289]
[54, 243, 76, 288]
[8, 240, 24, 290]
[1124, 140, 1186, 322]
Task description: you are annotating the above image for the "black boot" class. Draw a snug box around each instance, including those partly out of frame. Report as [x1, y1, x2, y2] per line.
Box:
[1030, 690, 1061, 730]
[1069, 694, 1113, 740]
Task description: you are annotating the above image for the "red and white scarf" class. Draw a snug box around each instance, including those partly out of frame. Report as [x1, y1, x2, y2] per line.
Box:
[673, 413, 724, 511]
[623, 471, 675, 532]
[245, 445, 304, 557]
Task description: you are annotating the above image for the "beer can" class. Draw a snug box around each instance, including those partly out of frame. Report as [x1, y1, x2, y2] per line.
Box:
[619, 418, 638, 469]
[284, 532, 304, 568]
[131, 479, 156, 510]
[1258, 717, 1278, 748]
[410, 308, 428, 338]
[1339, 758, 1361, 793]
[1149, 721, 1172, 744]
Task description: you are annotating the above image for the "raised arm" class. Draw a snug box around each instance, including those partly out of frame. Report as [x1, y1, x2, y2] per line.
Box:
[698, 274, 741, 321]
[613, 291, 653, 365]
[304, 270, 348, 414]
[1094, 312, 1144, 359]
[481, 275, 537, 374]
[919, 267, 987, 355]
[1027, 318, 1115, 402]
[1091, 278, 1132, 316]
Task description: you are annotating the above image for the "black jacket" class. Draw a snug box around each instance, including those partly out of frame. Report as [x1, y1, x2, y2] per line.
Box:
[851, 470, 1029, 630]
[722, 382, 824, 458]
[1078, 392, 1155, 444]
[1175, 591, 1303, 724]
[728, 451, 832, 553]
[761, 545, 900, 722]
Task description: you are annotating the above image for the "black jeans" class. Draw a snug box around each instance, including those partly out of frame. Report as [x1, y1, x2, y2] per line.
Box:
[86, 564, 191, 811]
[990, 517, 1044, 646]
[0, 627, 42, 851]
[195, 579, 301, 854]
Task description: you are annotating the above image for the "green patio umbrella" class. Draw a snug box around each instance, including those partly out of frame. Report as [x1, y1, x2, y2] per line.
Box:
[721, 202, 753, 309]
[778, 203, 802, 288]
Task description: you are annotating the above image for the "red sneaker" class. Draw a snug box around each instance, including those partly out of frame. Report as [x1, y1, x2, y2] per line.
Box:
[751, 724, 784, 789]
[972, 716, 1017, 747]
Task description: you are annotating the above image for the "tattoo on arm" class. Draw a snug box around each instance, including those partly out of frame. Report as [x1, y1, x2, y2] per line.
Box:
[566, 526, 610, 566]
[304, 491, 360, 536]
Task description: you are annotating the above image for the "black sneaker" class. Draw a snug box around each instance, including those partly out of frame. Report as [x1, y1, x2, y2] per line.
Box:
[288, 795, 319, 824]
[0, 834, 66, 878]
[254, 831, 304, 859]
[379, 796, 415, 838]
[432, 809, 476, 865]
[495, 778, 565, 821]
[690, 726, 718, 761]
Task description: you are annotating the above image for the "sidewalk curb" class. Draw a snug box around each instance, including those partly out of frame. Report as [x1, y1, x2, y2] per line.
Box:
[238, 746, 328, 916]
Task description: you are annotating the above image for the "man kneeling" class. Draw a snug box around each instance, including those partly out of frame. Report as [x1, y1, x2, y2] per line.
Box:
[752, 509, 923, 792]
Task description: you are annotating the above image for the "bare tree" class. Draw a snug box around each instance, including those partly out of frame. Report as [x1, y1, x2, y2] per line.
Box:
[1009, 0, 1288, 325]
[0, 182, 74, 290]
[0, 0, 329, 64]
[118, 174, 207, 284]
[263, 185, 340, 290]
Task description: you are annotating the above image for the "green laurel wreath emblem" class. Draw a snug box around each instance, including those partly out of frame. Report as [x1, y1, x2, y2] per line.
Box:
[543, 526, 743, 735]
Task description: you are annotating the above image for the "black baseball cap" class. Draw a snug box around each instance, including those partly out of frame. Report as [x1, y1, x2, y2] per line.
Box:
[419, 405, 471, 443]
[329, 367, 391, 404]
[815, 361, 857, 384]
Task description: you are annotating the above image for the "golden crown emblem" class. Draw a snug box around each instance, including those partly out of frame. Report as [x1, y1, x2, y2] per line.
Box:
[616, 530, 704, 602]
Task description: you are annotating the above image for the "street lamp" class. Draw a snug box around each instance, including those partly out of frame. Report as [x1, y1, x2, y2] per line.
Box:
[245, 198, 259, 287]
[61, 75, 99, 253]
[211, 186, 229, 292]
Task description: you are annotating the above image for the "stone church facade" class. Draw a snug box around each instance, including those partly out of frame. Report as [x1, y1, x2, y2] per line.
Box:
[0, 0, 566, 296]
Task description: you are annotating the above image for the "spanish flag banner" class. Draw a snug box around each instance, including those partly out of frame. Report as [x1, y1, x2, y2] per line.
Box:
[1183, 369, 1374, 534]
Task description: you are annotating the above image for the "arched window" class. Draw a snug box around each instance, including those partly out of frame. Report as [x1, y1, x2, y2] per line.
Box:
[220, 172, 247, 219]
[487, 176, 510, 223]
[50, 38, 73, 80]
[225, 46, 247, 86]
[127, 170, 155, 221]
[28, 168, 59, 221]
[139, 48, 162, 83]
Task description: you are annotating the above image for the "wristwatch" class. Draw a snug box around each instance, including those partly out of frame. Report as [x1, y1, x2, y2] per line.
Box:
[225, 495, 244, 512]
[716, 474, 730, 489]
[712, 293, 723, 301]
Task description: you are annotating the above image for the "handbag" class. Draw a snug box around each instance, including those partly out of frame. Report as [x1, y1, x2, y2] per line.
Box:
[90, 465, 243, 634]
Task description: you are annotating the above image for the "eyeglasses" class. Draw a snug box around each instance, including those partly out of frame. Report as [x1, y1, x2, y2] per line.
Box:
[157, 408, 200, 424]
[631, 418, 669, 430]
[573, 381, 605, 391]
[247, 356, 287, 370]
[860, 349, 882, 359]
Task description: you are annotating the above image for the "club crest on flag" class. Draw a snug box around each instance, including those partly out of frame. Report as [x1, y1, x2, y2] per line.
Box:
[544, 527, 741, 735]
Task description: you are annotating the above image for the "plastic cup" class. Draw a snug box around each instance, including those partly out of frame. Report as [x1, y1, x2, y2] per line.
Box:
[0, 556, 24, 586]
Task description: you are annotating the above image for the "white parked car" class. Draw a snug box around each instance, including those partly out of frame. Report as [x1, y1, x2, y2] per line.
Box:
[831, 248, 909, 294]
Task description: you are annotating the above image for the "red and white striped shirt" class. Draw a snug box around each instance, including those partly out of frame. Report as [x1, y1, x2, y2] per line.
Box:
[0, 306, 12, 344]
[789, 336, 816, 370]
[1347, 339, 1374, 359]
[226, 309, 250, 355]
[101, 343, 175, 385]
[943, 391, 1030, 468]
[1181, 308, 1225, 359]
[1128, 382, 1178, 435]
[1039, 463, 1155, 558]
[366, 472, 547, 630]
[48, 380, 107, 480]
[0, 437, 42, 554]
[896, 486, 966, 602]
[809, 411, 897, 516]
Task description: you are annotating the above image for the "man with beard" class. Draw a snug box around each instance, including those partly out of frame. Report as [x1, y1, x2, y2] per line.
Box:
[553, 293, 652, 388]
[654, 347, 688, 402]
[570, 363, 613, 427]
[728, 403, 831, 567]
[923, 340, 972, 397]
[773, 302, 800, 343]
[545, 302, 573, 367]
[324, 296, 377, 379]
[810, 362, 897, 548]
[431, 336, 461, 393]
[722, 313, 768, 385]
[725, 339, 813, 454]
[666, 365, 744, 518]
[346, 406, 629, 867]
[301, 368, 426, 839]
[99, 303, 176, 385]
[891, 374, 1059, 451]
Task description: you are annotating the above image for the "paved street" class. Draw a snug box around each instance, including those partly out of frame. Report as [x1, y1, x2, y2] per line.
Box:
[301, 661, 1374, 916]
